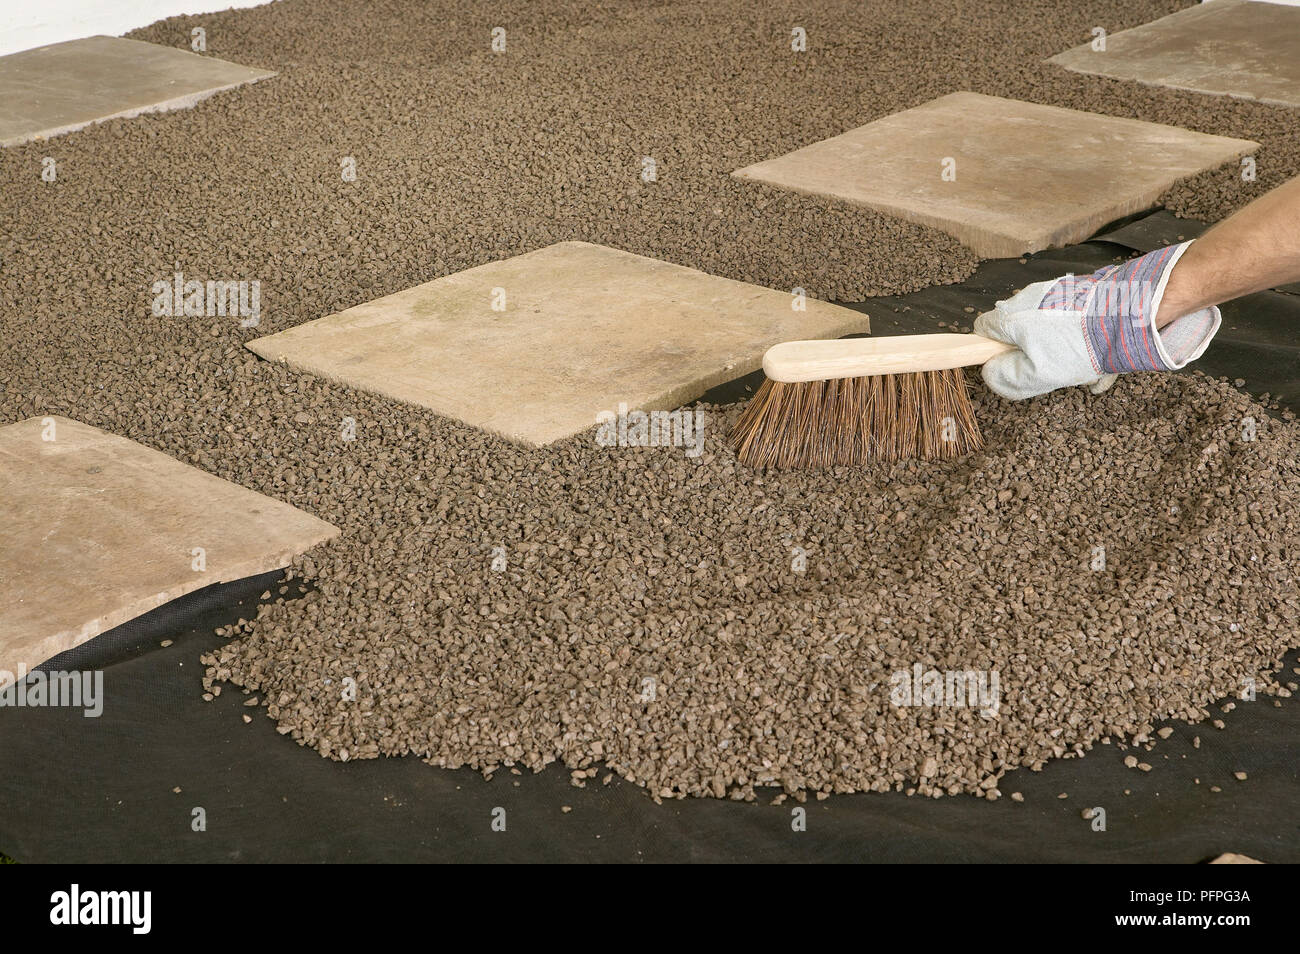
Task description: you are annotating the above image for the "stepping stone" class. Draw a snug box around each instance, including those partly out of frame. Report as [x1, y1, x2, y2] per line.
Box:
[247, 241, 870, 446]
[731, 92, 1257, 258]
[1209, 853, 1264, 864]
[0, 417, 338, 682]
[0, 36, 274, 148]
[1049, 0, 1300, 110]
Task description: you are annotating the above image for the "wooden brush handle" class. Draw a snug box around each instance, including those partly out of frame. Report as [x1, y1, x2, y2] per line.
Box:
[762, 334, 1017, 383]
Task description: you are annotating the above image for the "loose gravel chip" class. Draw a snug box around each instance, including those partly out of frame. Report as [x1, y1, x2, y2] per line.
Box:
[4, 0, 1299, 802]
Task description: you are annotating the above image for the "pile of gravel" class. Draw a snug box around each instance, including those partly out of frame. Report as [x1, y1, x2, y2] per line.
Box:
[3, 0, 1298, 799]
[200, 372, 1300, 801]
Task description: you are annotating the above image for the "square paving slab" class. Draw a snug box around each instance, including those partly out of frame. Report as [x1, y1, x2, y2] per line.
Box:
[246, 241, 870, 446]
[731, 92, 1257, 258]
[1049, 0, 1300, 110]
[0, 36, 275, 147]
[0, 417, 338, 682]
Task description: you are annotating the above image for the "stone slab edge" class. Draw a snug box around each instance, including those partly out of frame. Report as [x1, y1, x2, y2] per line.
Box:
[245, 243, 870, 447]
[0, 416, 339, 680]
[1047, 0, 1300, 110]
[1, 37, 276, 148]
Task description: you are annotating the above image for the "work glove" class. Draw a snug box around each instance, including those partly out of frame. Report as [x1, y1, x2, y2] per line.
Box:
[973, 241, 1221, 401]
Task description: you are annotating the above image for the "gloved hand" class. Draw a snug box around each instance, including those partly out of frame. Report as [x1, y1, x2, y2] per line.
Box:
[973, 241, 1221, 400]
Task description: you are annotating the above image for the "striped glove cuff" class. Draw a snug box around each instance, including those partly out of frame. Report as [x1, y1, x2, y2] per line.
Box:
[1038, 241, 1220, 374]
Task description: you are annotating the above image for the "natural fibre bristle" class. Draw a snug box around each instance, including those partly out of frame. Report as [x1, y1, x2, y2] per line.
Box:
[730, 368, 983, 469]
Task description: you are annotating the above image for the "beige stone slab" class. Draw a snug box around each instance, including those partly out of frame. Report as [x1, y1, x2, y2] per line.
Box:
[731, 92, 1257, 258]
[247, 241, 870, 446]
[1050, 0, 1300, 110]
[0, 36, 275, 147]
[0, 417, 338, 682]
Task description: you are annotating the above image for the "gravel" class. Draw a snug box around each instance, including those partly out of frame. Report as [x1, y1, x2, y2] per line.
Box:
[3, 0, 1299, 801]
[192, 371, 1296, 801]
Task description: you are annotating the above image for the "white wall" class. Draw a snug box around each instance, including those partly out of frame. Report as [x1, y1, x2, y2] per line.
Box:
[0, 1, 276, 57]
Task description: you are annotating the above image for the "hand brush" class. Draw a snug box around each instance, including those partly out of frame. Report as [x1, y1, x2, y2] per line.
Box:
[730, 333, 1016, 469]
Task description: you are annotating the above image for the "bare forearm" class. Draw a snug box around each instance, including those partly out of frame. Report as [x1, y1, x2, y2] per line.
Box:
[1155, 174, 1300, 328]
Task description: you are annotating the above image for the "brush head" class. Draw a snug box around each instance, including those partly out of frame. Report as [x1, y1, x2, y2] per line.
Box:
[730, 368, 983, 469]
